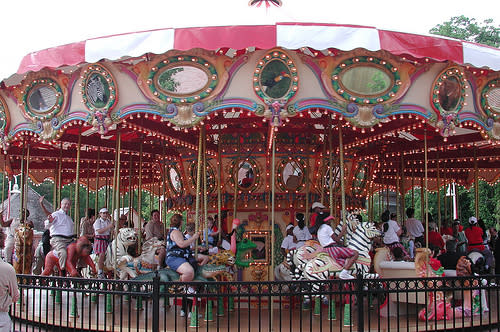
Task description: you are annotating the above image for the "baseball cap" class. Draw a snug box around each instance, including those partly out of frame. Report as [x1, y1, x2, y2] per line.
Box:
[99, 208, 109, 214]
[468, 216, 477, 224]
[312, 202, 326, 210]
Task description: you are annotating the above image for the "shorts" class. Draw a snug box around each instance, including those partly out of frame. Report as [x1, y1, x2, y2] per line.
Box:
[166, 256, 188, 272]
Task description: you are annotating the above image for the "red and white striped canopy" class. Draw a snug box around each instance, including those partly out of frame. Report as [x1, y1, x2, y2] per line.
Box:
[15, 22, 500, 77]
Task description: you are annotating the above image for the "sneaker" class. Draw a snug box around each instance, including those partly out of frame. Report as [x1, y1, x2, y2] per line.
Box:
[98, 273, 106, 279]
[180, 310, 186, 317]
[339, 270, 355, 280]
[187, 287, 196, 295]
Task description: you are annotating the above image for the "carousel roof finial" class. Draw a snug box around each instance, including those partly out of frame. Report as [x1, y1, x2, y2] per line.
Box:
[249, 0, 283, 8]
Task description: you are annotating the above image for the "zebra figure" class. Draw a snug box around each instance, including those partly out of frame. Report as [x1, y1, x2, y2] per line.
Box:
[286, 212, 361, 281]
[286, 241, 322, 281]
[302, 221, 382, 287]
[87, 75, 106, 106]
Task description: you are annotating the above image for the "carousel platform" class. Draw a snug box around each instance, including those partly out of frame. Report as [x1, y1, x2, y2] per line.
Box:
[12, 281, 500, 332]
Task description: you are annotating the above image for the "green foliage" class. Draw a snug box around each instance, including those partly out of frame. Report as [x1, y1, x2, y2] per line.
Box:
[368, 71, 387, 93]
[29, 179, 160, 224]
[158, 68, 183, 92]
[429, 15, 499, 47]
[399, 181, 500, 229]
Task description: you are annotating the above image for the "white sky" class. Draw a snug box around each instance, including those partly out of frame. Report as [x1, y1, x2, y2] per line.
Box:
[1, 0, 499, 80]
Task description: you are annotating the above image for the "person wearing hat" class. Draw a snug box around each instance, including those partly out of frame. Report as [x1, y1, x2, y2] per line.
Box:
[309, 202, 326, 229]
[293, 213, 312, 248]
[93, 207, 113, 278]
[281, 223, 297, 256]
[465, 216, 494, 272]
[317, 214, 358, 280]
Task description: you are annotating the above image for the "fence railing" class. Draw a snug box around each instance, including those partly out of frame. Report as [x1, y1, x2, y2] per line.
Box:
[12, 273, 500, 331]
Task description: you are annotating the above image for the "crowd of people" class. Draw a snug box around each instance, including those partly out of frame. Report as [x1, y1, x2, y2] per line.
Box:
[2, 194, 500, 323]
[278, 202, 500, 279]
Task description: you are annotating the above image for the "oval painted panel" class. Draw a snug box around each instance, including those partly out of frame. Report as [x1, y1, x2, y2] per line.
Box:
[438, 76, 461, 112]
[169, 167, 183, 194]
[237, 161, 255, 189]
[282, 161, 303, 190]
[28, 86, 57, 113]
[341, 66, 391, 95]
[85, 73, 110, 109]
[260, 59, 292, 99]
[487, 87, 500, 113]
[158, 65, 209, 95]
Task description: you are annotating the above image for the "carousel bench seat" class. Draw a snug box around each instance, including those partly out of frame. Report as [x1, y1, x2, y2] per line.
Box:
[378, 261, 457, 317]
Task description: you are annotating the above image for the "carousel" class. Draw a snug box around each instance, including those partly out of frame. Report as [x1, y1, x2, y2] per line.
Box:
[1, 5, 500, 329]
[1, 19, 500, 281]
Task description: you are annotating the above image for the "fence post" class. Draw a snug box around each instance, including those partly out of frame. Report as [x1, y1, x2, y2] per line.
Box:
[356, 274, 365, 332]
[152, 271, 160, 332]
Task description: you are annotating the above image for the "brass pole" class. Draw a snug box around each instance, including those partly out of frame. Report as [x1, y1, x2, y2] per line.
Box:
[474, 146, 479, 217]
[328, 115, 334, 216]
[52, 167, 57, 211]
[443, 167, 452, 227]
[424, 127, 429, 277]
[203, 136, 209, 248]
[338, 122, 346, 227]
[233, 136, 240, 220]
[22, 143, 30, 274]
[23, 143, 30, 218]
[420, 177, 424, 221]
[137, 139, 144, 248]
[114, 128, 122, 273]
[57, 142, 63, 205]
[161, 144, 167, 237]
[400, 156, 405, 223]
[95, 148, 100, 213]
[424, 128, 429, 250]
[129, 152, 133, 227]
[411, 166, 415, 208]
[19, 142, 26, 218]
[436, 152, 441, 228]
[195, 126, 204, 257]
[74, 129, 82, 234]
[320, 126, 327, 205]
[217, 130, 222, 243]
[270, 127, 276, 322]
[86, 159, 90, 217]
[396, 163, 399, 222]
[304, 157, 310, 225]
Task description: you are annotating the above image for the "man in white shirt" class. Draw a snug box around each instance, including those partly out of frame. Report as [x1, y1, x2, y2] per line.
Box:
[40, 196, 74, 276]
[317, 215, 358, 280]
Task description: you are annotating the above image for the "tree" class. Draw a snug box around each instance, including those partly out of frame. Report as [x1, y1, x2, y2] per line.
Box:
[429, 15, 499, 48]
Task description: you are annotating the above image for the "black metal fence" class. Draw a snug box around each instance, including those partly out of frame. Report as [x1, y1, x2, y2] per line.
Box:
[12, 274, 500, 331]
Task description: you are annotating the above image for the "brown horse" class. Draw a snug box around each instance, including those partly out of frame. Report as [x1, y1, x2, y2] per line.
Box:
[13, 224, 34, 274]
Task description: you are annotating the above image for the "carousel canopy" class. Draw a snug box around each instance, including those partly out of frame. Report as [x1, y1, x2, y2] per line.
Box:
[7, 23, 500, 85]
[1, 20, 500, 212]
